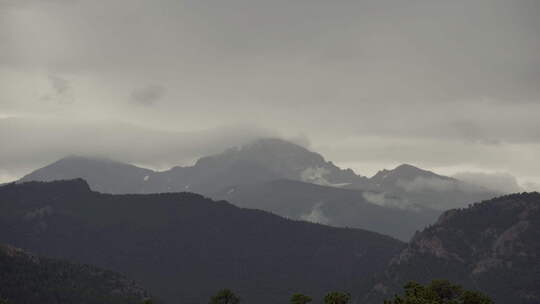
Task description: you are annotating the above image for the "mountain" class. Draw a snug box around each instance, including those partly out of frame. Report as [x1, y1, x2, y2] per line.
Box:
[0, 243, 147, 304]
[364, 192, 540, 304]
[191, 138, 368, 187]
[0, 180, 404, 304]
[19, 139, 499, 204]
[214, 179, 440, 241]
[19, 156, 153, 194]
[371, 164, 452, 186]
[18, 139, 501, 240]
[19, 138, 371, 195]
[19, 138, 500, 211]
[368, 164, 497, 210]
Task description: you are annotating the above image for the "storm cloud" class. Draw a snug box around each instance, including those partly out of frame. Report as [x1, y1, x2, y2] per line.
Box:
[1, 0, 540, 185]
[452, 172, 524, 194]
[131, 84, 166, 106]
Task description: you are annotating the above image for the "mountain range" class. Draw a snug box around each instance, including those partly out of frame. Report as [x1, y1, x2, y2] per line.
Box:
[0, 179, 403, 304]
[3, 179, 539, 303]
[18, 138, 500, 240]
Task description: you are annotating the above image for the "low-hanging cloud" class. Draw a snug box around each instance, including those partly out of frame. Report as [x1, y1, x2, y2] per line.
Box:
[0, 117, 277, 182]
[397, 176, 457, 193]
[2, 0, 540, 186]
[130, 84, 166, 106]
[452, 172, 523, 194]
[300, 202, 330, 225]
[523, 181, 540, 192]
[49, 75, 69, 95]
[40, 75, 74, 104]
[362, 191, 422, 211]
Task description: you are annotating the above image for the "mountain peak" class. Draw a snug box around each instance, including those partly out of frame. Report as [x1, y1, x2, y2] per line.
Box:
[193, 137, 364, 186]
[195, 137, 326, 174]
[237, 138, 317, 158]
[372, 163, 448, 182]
[394, 163, 422, 171]
[393, 163, 439, 176]
[20, 156, 153, 194]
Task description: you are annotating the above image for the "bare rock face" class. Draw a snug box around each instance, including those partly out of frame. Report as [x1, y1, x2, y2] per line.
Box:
[364, 192, 540, 304]
[492, 220, 530, 257]
[394, 235, 464, 264]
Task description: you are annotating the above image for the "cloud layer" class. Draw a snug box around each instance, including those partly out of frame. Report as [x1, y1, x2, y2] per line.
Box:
[1, 0, 540, 185]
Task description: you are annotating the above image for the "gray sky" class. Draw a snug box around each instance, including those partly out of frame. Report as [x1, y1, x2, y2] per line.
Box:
[1, 0, 540, 189]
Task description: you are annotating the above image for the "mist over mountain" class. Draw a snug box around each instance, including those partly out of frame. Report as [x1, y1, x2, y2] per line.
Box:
[20, 138, 500, 199]
[364, 192, 540, 304]
[368, 164, 498, 210]
[19, 138, 501, 240]
[3, 1, 540, 303]
[214, 179, 439, 241]
[20, 138, 366, 193]
[0, 179, 403, 304]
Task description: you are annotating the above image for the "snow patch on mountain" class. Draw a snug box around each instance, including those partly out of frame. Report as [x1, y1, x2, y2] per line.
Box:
[300, 167, 350, 187]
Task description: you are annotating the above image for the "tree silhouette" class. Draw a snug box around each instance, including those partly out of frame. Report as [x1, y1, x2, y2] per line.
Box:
[383, 280, 493, 304]
[290, 293, 312, 304]
[209, 289, 240, 304]
[324, 292, 351, 304]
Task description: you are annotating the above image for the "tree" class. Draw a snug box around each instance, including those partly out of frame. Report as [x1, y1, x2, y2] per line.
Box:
[0, 298, 9, 304]
[383, 280, 493, 304]
[324, 292, 351, 304]
[290, 293, 312, 304]
[209, 289, 240, 304]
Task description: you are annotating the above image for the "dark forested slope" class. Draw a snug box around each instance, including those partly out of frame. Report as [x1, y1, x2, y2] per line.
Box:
[0, 243, 147, 304]
[0, 180, 404, 304]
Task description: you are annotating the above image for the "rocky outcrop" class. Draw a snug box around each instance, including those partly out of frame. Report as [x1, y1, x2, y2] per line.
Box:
[364, 192, 540, 304]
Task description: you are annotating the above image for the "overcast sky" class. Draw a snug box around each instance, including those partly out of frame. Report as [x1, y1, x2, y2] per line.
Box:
[1, 0, 540, 189]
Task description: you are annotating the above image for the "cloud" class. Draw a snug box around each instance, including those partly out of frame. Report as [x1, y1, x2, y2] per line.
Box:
[452, 172, 523, 194]
[0, 117, 277, 181]
[300, 202, 329, 225]
[2, 0, 540, 186]
[130, 84, 166, 106]
[523, 181, 540, 192]
[362, 192, 386, 206]
[35, 75, 75, 104]
[286, 133, 311, 149]
[361, 191, 424, 211]
[397, 177, 456, 193]
[300, 167, 351, 187]
[49, 75, 69, 95]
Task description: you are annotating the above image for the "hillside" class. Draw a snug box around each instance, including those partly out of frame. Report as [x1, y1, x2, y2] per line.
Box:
[0, 243, 147, 304]
[364, 192, 540, 304]
[213, 179, 440, 240]
[0, 180, 404, 304]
